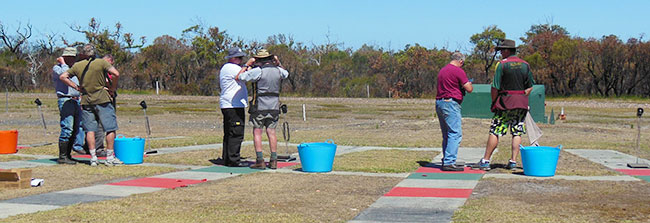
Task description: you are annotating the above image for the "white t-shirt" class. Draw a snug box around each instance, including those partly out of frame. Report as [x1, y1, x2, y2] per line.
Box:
[219, 63, 248, 108]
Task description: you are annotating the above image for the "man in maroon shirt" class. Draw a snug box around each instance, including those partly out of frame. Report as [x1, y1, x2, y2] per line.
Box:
[435, 51, 473, 171]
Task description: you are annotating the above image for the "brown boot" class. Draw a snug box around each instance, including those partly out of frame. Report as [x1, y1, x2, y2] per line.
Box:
[250, 159, 266, 170]
[268, 159, 277, 170]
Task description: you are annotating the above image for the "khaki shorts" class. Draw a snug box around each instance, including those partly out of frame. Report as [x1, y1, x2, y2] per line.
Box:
[250, 113, 279, 129]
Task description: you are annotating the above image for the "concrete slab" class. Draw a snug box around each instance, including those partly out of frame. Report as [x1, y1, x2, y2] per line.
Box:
[3, 193, 120, 206]
[26, 158, 58, 164]
[272, 168, 408, 178]
[56, 184, 164, 197]
[385, 187, 473, 198]
[190, 165, 262, 174]
[433, 147, 488, 165]
[11, 154, 55, 159]
[153, 171, 238, 181]
[352, 197, 466, 223]
[139, 162, 206, 170]
[396, 179, 478, 189]
[484, 173, 641, 181]
[565, 149, 650, 170]
[352, 207, 454, 223]
[0, 160, 55, 169]
[0, 203, 60, 219]
[408, 173, 483, 181]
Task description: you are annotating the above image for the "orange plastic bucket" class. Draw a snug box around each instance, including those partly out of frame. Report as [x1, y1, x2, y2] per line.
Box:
[0, 130, 18, 154]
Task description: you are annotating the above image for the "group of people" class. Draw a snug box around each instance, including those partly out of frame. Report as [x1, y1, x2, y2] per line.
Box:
[53, 44, 121, 166]
[219, 47, 289, 169]
[435, 38, 535, 171]
[53, 38, 529, 172]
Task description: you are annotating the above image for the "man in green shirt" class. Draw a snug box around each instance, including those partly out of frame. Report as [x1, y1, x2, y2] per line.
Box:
[59, 44, 122, 166]
[478, 39, 535, 171]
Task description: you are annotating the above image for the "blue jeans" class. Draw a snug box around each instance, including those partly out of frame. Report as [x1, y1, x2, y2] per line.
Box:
[58, 97, 84, 152]
[436, 99, 463, 165]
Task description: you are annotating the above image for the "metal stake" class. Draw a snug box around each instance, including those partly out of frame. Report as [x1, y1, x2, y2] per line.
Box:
[140, 100, 156, 154]
[34, 98, 47, 137]
[628, 108, 648, 168]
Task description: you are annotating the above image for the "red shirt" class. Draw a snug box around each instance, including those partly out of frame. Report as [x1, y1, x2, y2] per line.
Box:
[436, 63, 469, 103]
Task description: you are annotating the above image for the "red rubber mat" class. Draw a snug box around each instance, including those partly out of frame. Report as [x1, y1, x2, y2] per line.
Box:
[72, 155, 106, 160]
[108, 177, 205, 189]
[277, 162, 299, 168]
[384, 187, 473, 198]
[615, 169, 650, 176]
[416, 167, 485, 174]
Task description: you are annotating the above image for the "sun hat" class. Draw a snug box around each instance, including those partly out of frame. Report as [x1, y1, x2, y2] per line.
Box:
[225, 47, 246, 59]
[253, 49, 273, 59]
[495, 39, 517, 50]
[61, 47, 77, 57]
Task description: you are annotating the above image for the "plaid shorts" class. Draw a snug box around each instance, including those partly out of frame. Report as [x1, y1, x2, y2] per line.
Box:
[489, 109, 527, 136]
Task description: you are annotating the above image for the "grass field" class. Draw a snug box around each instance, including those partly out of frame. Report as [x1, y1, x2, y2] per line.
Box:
[1, 93, 649, 222]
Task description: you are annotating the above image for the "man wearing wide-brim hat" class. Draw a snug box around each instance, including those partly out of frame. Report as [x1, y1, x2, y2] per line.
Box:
[236, 49, 289, 170]
[478, 38, 536, 171]
[52, 47, 85, 164]
[218, 47, 249, 167]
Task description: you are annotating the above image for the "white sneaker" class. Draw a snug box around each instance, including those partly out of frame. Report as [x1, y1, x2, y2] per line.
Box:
[112, 158, 124, 165]
[90, 160, 98, 167]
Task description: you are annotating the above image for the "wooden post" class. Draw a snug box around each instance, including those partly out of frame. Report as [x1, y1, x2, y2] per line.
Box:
[302, 104, 306, 121]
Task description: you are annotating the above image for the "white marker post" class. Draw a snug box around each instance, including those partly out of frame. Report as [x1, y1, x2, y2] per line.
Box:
[155, 81, 160, 95]
[366, 84, 370, 98]
[5, 87, 8, 114]
[302, 104, 306, 122]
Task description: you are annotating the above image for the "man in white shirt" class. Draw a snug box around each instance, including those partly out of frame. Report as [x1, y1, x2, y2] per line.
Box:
[219, 47, 249, 167]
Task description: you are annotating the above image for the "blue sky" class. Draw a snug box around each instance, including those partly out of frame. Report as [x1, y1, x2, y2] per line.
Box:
[1, 0, 648, 52]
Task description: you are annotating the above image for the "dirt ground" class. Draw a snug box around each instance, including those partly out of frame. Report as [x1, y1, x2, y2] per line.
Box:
[454, 178, 650, 222]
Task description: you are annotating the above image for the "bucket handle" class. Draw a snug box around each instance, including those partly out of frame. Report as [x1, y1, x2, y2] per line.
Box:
[325, 139, 334, 144]
[557, 145, 563, 150]
[116, 134, 126, 139]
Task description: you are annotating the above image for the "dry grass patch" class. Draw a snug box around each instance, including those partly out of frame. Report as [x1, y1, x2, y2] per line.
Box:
[0, 164, 176, 200]
[488, 147, 618, 176]
[0, 154, 32, 162]
[453, 178, 650, 222]
[4, 172, 402, 223]
[331, 149, 436, 173]
[144, 145, 299, 166]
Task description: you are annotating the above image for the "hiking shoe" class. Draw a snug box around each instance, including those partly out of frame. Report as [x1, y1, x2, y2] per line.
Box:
[506, 160, 517, 170]
[268, 159, 277, 170]
[250, 159, 266, 170]
[478, 159, 491, 171]
[57, 157, 77, 165]
[90, 160, 98, 167]
[441, 164, 464, 171]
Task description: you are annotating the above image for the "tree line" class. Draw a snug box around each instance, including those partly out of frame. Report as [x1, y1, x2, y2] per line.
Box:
[1, 18, 649, 97]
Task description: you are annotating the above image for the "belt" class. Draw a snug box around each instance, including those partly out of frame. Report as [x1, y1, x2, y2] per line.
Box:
[440, 98, 461, 104]
[57, 95, 80, 99]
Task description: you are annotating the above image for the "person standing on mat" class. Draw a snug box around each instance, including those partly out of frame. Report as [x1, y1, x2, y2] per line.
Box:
[236, 49, 289, 170]
[218, 47, 249, 167]
[52, 47, 84, 164]
[435, 51, 473, 171]
[478, 39, 535, 171]
[59, 44, 122, 166]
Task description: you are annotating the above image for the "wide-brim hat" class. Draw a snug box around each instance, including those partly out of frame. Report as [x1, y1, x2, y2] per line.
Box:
[253, 49, 273, 59]
[61, 47, 77, 57]
[225, 47, 246, 59]
[495, 39, 517, 50]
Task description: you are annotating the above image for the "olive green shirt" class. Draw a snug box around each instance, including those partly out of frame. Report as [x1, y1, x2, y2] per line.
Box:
[68, 58, 113, 105]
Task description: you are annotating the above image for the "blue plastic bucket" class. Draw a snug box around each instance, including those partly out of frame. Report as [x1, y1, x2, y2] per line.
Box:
[114, 135, 145, 164]
[297, 139, 337, 172]
[520, 145, 562, 177]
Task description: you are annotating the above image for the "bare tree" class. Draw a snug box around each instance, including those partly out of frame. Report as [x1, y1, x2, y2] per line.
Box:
[0, 21, 33, 55]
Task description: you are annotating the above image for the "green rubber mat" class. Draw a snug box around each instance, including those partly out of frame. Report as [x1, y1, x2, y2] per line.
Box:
[407, 172, 483, 181]
[27, 158, 58, 164]
[636, 176, 650, 182]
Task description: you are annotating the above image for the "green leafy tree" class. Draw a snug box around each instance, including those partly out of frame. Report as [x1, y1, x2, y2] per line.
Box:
[470, 25, 505, 81]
